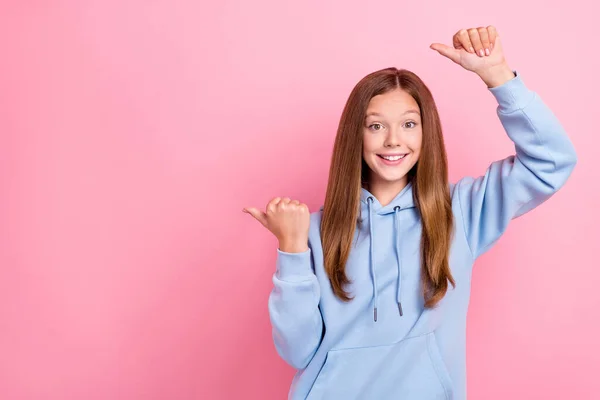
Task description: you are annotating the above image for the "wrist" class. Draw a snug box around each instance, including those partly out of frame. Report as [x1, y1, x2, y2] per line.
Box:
[278, 240, 309, 253]
[478, 63, 515, 88]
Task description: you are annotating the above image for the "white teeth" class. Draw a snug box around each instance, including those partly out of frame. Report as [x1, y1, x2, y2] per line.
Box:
[382, 154, 406, 161]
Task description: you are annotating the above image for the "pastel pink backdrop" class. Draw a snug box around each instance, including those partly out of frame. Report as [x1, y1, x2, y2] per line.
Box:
[1, 1, 598, 399]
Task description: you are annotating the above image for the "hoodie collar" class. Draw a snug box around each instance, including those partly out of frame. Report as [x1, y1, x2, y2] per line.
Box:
[359, 181, 416, 218]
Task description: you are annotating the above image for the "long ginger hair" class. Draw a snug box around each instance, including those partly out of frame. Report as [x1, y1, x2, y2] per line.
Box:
[320, 67, 455, 309]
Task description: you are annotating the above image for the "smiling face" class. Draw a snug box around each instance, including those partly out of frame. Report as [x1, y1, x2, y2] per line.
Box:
[363, 88, 422, 192]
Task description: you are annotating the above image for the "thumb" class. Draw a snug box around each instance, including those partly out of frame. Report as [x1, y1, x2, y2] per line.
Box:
[430, 43, 461, 64]
[243, 207, 268, 228]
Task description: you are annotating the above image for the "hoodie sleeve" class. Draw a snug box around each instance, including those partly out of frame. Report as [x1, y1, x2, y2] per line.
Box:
[456, 70, 577, 260]
[267, 242, 323, 370]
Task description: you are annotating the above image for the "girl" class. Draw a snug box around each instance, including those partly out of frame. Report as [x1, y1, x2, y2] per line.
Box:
[243, 26, 577, 400]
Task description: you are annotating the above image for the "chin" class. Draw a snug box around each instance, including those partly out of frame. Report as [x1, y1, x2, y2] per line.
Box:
[375, 170, 409, 183]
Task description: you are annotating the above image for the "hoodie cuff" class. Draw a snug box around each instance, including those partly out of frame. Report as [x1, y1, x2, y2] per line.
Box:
[276, 248, 314, 282]
[488, 70, 535, 113]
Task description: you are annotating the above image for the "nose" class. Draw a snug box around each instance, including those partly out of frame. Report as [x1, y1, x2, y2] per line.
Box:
[384, 128, 403, 148]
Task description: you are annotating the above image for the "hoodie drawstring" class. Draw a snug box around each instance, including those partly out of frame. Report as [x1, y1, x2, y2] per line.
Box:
[394, 206, 404, 317]
[367, 197, 378, 322]
[367, 196, 404, 322]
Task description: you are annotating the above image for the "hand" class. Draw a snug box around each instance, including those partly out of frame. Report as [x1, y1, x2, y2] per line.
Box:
[430, 26, 515, 87]
[243, 197, 310, 253]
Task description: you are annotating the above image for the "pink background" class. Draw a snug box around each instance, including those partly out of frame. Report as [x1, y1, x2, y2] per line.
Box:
[1, 1, 598, 399]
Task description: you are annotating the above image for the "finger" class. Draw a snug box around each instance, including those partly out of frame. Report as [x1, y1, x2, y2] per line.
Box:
[478, 27, 491, 56]
[290, 200, 300, 206]
[266, 197, 282, 213]
[487, 25, 498, 50]
[468, 28, 484, 57]
[429, 43, 461, 64]
[454, 29, 475, 54]
[269, 197, 282, 207]
[243, 207, 268, 228]
[277, 198, 293, 212]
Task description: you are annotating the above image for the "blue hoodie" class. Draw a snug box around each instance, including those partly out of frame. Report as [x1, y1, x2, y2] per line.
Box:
[268, 71, 577, 400]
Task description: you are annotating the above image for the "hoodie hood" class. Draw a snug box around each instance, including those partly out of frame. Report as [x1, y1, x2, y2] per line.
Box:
[359, 181, 417, 321]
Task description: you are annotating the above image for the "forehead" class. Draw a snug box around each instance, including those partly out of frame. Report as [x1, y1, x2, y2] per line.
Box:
[366, 89, 419, 116]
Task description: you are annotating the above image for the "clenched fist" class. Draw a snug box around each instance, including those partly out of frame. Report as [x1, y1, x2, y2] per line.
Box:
[243, 197, 310, 253]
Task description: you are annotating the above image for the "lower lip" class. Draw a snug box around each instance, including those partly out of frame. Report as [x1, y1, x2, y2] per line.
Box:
[378, 155, 408, 166]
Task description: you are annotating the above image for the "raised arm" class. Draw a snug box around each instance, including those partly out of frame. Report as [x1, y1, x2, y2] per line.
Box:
[430, 27, 577, 259]
[456, 71, 577, 259]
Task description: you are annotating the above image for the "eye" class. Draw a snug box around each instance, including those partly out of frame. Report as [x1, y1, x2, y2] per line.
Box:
[369, 123, 384, 131]
[405, 121, 417, 129]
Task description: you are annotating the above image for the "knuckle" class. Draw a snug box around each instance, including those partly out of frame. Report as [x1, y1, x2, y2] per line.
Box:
[268, 197, 280, 208]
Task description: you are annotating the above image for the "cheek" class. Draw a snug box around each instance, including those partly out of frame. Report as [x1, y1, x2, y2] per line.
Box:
[409, 130, 423, 152]
[362, 133, 377, 155]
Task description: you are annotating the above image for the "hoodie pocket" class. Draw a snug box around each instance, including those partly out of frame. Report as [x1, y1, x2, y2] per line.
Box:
[306, 331, 453, 400]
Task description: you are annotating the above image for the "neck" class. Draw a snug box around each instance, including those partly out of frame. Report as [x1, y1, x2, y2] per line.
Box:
[364, 176, 409, 207]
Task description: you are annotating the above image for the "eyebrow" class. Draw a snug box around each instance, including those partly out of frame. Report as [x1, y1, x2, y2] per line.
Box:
[365, 110, 421, 118]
